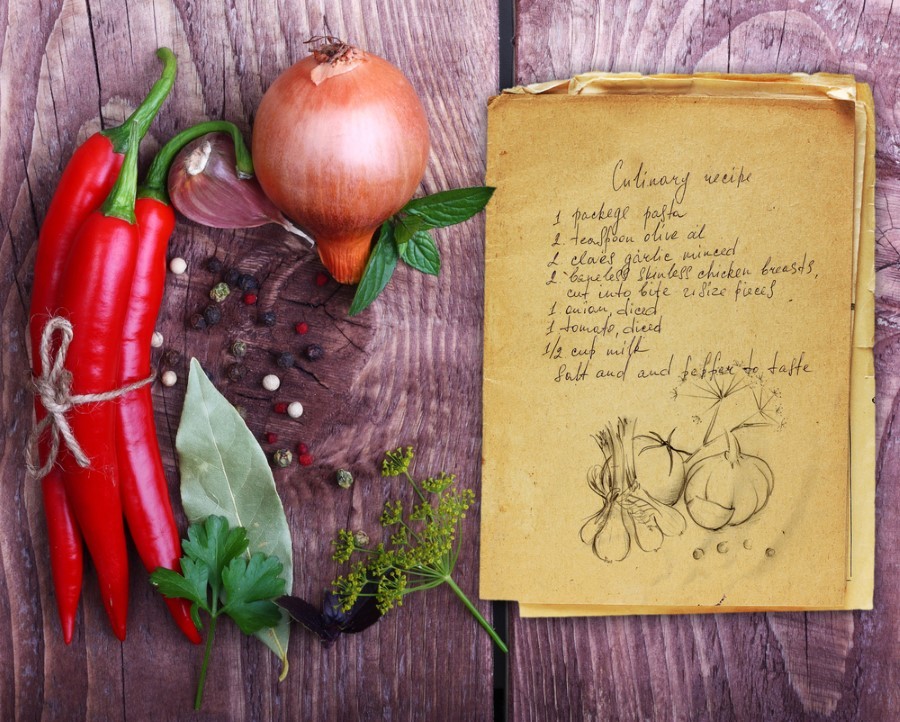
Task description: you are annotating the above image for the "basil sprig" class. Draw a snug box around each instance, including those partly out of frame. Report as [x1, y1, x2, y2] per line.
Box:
[349, 186, 494, 316]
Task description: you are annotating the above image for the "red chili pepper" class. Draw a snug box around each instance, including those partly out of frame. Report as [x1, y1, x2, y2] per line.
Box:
[53, 122, 145, 641]
[28, 48, 176, 643]
[116, 120, 253, 644]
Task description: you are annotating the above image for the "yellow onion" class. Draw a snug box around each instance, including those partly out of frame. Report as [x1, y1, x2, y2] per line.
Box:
[252, 39, 430, 284]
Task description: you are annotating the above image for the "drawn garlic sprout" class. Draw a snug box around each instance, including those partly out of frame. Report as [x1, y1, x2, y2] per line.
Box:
[581, 418, 686, 562]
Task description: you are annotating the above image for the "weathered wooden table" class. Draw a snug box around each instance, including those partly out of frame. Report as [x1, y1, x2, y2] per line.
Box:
[1, 1, 897, 719]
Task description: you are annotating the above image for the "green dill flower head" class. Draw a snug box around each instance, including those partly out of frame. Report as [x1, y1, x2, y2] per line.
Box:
[421, 472, 456, 494]
[380, 500, 404, 527]
[334, 561, 369, 610]
[332, 529, 357, 563]
[375, 569, 408, 613]
[382, 447, 414, 477]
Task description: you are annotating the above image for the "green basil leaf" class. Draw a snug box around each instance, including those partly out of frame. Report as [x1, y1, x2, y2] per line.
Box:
[401, 230, 441, 276]
[177, 359, 293, 669]
[393, 215, 425, 255]
[349, 223, 399, 316]
[402, 187, 495, 228]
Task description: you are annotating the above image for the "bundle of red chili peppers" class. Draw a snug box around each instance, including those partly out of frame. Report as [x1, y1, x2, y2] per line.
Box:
[27, 47, 254, 644]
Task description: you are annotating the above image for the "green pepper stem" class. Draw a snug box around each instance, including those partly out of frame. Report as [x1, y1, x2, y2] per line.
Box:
[138, 120, 254, 204]
[103, 48, 177, 153]
[100, 123, 140, 223]
[194, 614, 217, 711]
[443, 575, 508, 654]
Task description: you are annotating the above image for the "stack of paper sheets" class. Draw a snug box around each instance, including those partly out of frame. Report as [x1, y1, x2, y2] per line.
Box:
[479, 73, 875, 616]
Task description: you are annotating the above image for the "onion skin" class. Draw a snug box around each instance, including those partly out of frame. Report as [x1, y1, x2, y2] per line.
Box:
[252, 47, 430, 284]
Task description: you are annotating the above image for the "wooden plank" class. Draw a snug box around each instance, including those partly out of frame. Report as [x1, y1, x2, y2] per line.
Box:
[510, 1, 900, 720]
[0, 0, 498, 719]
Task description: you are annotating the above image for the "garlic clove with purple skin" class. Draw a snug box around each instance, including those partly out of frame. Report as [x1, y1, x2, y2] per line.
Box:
[168, 132, 314, 246]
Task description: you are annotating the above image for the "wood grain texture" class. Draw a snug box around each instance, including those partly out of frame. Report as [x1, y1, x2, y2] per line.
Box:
[511, 0, 899, 720]
[0, 0, 497, 719]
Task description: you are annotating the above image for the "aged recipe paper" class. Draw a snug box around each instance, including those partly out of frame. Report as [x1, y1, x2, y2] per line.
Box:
[480, 74, 875, 613]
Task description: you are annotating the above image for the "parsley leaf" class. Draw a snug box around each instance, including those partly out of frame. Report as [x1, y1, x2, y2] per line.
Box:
[151, 515, 288, 710]
[221, 554, 286, 634]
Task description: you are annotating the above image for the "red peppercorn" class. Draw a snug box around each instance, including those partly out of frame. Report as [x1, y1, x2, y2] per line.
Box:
[243, 293, 258, 305]
[274, 402, 288, 414]
[298, 453, 314, 467]
[297, 442, 309, 455]
[315, 272, 328, 287]
[265, 432, 279, 444]
[295, 321, 309, 335]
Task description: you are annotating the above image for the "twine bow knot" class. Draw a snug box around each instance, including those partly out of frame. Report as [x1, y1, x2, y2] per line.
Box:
[26, 317, 154, 479]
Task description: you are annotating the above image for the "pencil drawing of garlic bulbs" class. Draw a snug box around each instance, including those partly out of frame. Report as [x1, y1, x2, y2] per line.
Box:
[580, 418, 686, 562]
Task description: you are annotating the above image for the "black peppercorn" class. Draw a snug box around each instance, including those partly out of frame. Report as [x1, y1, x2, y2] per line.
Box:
[259, 310, 277, 327]
[189, 312, 207, 330]
[276, 352, 295, 369]
[226, 363, 246, 382]
[223, 268, 241, 287]
[203, 304, 223, 326]
[304, 344, 325, 361]
[206, 257, 223, 273]
[161, 349, 181, 367]
[238, 274, 260, 292]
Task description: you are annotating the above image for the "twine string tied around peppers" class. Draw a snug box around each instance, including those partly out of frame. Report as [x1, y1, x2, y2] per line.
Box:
[26, 316, 155, 479]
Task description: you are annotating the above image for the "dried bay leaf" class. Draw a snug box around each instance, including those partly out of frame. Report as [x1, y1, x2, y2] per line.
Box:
[176, 358, 293, 675]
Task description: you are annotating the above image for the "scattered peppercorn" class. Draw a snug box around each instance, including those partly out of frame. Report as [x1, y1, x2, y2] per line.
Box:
[273, 449, 293, 468]
[295, 322, 309, 335]
[169, 257, 187, 275]
[203, 304, 222, 326]
[259, 310, 277, 327]
[234, 405, 247, 419]
[189, 312, 207, 330]
[304, 344, 324, 361]
[287, 401, 304, 419]
[238, 274, 260, 292]
[231, 340, 248, 358]
[336, 469, 353, 489]
[223, 268, 241, 286]
[353, 530, 370, 546]
[202, 366, 215, 382]
[226, 363, 246, 382]
[209, 282, 231, 303]
[276, 352, 295, 369]
[262, 374, 281, 391]
[297, 442, 309, 455]
[161, 370, 178, 387]
[206, 257, 223, 273]
[161, 348, 181, 367]
[243, 293, 258, 305]
[151, 331, 164, 348]
[298, 453, 314, 467]
[315, 272, 329, 287]
[274, 402, 289, 414]
[265, 432, 279, 444]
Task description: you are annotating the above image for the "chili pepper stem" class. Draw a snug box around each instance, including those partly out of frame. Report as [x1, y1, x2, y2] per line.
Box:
[102, 48, 177, 153]
[194, 615, 217, 710]
[100, 123, 141, 223]
[139, 120, 255, 204]
[443, 575, 508, 654]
